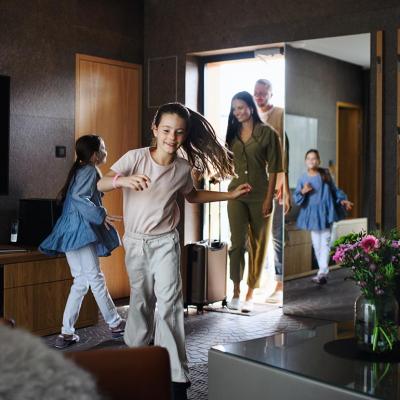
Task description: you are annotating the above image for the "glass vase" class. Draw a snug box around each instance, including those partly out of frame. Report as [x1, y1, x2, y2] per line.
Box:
[354, 293, 399, 354]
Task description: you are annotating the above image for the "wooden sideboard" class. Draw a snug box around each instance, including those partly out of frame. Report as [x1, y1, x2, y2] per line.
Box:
[0, 247, 98, 336]
[284, 223, 313, 279]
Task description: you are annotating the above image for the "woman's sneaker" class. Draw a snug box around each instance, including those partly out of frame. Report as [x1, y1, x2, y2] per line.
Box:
[110, 319, 126, 339]
[227, 297, 241, 310]
[54, 333, 80, 349]
[241, 299, 254, 313]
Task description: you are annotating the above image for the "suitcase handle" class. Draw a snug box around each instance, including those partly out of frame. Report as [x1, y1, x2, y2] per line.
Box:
[208, 180, 222, 243]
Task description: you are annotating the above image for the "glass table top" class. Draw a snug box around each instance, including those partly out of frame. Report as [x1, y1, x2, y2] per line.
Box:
[211, 323, 400, 399]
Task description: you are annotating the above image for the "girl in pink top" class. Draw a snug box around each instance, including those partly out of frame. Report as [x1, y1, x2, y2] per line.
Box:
[98, 102, 251, 398]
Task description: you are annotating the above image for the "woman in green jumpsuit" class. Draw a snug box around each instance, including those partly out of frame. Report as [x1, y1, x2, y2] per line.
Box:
[225, 91, 282, 312]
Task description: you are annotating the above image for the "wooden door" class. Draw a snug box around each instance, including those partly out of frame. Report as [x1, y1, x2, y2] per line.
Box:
[76, 54, 142, 299]
[336, 102, 362, 219]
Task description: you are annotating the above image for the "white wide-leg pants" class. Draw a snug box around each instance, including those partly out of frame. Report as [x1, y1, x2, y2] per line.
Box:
[123, 229, 189, 383]
[63, 244, 121, 335]
[310, 228, 331, 276]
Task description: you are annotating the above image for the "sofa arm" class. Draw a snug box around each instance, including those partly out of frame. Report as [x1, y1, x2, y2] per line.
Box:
[66, 346, 171, 400]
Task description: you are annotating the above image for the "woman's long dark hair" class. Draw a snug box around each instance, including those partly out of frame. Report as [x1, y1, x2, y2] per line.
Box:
[225, 91, 263, 149]
[152, 102, 235, 179]
[57, 134, 102, 203]
[305, 149, 331, 182]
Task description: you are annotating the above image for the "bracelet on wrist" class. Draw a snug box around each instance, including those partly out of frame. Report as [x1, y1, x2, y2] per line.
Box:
[112, 173, 122, 189]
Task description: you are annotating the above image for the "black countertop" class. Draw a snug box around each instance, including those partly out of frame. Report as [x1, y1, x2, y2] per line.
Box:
[210, 323, 400, 399]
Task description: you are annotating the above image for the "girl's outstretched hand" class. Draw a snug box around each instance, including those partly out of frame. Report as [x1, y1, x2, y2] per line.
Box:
[230, 183, 252, 199]
[301, 182, 313, 195]
[341, 199, 354, 211]
[118, 174, 151, 191]
[104, 215, 123, 230]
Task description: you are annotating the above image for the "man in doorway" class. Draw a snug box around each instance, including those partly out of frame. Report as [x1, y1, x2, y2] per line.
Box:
[253, 78, 291, 303]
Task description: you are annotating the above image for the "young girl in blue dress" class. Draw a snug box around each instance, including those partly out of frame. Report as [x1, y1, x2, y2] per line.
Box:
[39, 134, 125, 348]
[293, 149, 353, 284]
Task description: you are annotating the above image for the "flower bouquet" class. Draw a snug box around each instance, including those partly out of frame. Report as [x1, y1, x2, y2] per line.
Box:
[332, 231, 400, 353]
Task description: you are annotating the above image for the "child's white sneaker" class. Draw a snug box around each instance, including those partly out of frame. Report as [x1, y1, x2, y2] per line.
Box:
[110, 319, 126, 339]
[311, 275, 328, 285]
[54, 333, 79, 349]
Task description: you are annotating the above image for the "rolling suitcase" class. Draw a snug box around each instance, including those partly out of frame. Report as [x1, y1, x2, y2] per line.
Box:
[186, 240, 228, 311]
[185, 181, 228, 312]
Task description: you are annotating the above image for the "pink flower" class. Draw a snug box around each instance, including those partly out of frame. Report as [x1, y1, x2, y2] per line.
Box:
[360, 235, 380, 253]
[333, 247, 345, 263]
[332, 252, 342, 263]
[332, 244, 352, 263]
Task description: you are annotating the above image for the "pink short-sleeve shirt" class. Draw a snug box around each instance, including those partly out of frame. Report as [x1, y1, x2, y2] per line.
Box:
[111, 147, 194, 235]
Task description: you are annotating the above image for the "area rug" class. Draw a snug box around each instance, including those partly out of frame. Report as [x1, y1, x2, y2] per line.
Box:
[203, 301, 280, 316]
[188, 363, 208, 400]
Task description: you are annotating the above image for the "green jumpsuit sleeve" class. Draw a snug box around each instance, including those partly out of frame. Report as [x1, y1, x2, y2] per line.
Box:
[262, 125, 283, 174]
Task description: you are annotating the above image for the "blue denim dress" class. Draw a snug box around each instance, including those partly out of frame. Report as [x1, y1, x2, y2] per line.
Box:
[293, 171, 347, 231]
[39, 165, 120, 257]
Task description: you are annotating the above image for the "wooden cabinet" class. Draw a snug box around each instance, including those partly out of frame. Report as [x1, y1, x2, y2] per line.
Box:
[1, 250, 98, 336]
[284, 223, 312, 279]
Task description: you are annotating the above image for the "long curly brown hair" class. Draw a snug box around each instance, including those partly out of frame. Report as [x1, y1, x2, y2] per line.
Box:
[152, 102, 235, 179]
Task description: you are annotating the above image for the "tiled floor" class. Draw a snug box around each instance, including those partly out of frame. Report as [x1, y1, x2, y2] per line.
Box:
[284, 268, 359, 321]
[44, 301, 327, 400]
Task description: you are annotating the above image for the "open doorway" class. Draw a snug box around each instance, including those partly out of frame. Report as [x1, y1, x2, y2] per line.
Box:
[202, 52, 285, 301]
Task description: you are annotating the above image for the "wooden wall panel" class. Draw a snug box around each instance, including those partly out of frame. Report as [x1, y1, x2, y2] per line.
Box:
[76, 54, 142, 299]
[336, 102, 362, 218]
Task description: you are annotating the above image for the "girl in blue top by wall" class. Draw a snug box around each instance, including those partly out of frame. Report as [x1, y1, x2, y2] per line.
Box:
[39, 134, 125, 348]
[293, 149, 353, 284]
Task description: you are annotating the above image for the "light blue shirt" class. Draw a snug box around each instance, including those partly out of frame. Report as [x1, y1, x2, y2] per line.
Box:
[39, 165, 120, 257]
[293, 170, 347, 231]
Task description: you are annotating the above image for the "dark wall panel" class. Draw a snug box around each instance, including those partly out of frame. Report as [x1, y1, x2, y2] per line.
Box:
[0, 76, 10, 196]
[0, 0, 144, 242]
[148, 56, 178, 107]
[285, 45, 364, 175]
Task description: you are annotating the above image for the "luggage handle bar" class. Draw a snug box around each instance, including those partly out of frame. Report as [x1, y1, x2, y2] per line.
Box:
[208, 179, 222, 245]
